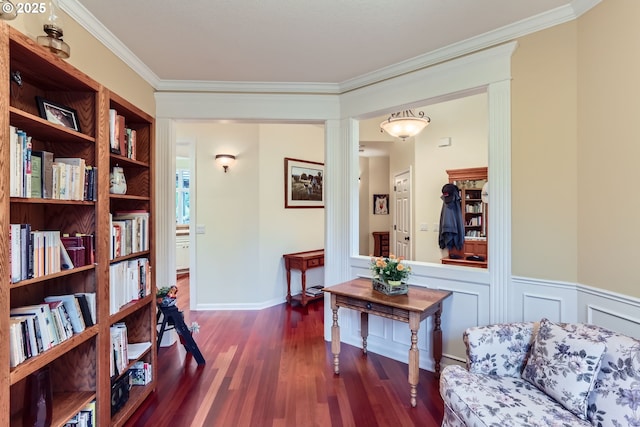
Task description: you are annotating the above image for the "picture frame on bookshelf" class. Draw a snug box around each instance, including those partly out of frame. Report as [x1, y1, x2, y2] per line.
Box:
[36, 97, 81, 132]
[284, 157, 324, 208]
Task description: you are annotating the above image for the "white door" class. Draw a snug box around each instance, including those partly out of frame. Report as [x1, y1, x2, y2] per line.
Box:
[393, 170, 411, 259]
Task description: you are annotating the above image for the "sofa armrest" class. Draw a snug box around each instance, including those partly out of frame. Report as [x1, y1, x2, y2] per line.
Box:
[464, 321, 537, 377]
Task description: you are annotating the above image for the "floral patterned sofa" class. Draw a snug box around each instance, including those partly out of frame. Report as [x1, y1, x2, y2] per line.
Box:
[439, 319, 640, 427]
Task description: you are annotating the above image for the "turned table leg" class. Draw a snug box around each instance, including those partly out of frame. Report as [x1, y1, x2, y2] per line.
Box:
[360, 312, 369, 354]
[408, 312, 420, 408]
[331, 295, 340, 374]
[433, 304, 443, 378]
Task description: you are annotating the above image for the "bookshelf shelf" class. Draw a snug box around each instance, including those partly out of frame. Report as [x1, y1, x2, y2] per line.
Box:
[2, 23, 155, 427]
[10, 391, 96, 427]
[9, 326, 99, 385]
[9, 264, 95, 289]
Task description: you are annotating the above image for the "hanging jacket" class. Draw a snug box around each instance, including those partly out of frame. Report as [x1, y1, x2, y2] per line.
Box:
[439, 183, 465, 250]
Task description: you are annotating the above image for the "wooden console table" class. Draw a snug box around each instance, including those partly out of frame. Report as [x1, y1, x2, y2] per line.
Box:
[323, 278, 452, 407]
[283, 249, 324, 306]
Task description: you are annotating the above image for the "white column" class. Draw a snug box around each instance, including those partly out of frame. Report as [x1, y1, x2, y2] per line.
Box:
[155, 118, 177, 288]
[487, 79, 512, 324]
[324, 118, 359, 339]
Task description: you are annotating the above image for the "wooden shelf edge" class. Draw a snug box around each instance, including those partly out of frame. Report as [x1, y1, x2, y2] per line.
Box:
[9, 264, 96, 289]
[10, 391, 96, 427]
[109, 295, 153, 324]
[109, 153, 149, 168]
[9, 106, 96, 144]
[109, 250, 151, 264]
[110, 381, 156, 427]
[9, 325, 99, 385]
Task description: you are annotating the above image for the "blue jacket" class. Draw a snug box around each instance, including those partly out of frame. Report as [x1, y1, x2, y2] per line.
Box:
[439, 185, 465, 250]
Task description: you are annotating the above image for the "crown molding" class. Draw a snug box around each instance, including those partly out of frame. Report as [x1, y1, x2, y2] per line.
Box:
[60, 0, 600, 94]
[59, 0, 162, 88]
[154, 79, 341, 94]
[338, 0, 601, 93]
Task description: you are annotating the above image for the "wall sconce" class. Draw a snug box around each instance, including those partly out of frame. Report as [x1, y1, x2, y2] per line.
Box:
[215, 154, 236, 173]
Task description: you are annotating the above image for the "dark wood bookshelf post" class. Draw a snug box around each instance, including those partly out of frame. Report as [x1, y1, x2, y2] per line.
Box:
[1, 22, 156, 427]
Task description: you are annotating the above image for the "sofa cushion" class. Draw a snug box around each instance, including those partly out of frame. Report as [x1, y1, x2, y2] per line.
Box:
[522, 318, 606, 420]
[564, 323, 640, 427]
[465, 322, 537, 377]
[440, 364, 590, 427]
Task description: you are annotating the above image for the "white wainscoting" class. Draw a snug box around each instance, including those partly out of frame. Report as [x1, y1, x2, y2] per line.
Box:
[335, 262, 640, 372]
[344, 259, 491, 371]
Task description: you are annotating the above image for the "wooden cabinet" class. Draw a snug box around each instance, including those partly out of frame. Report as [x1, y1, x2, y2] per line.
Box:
[372, 231, 390, 257]
[442, 167, 488, 268]
[1, 23, 155, 426]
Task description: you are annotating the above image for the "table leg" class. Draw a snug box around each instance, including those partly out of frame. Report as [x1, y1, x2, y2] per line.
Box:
[286, 267, 292, 304]
[433, 304, 443, 378]
[360, 312, 368, 354]
[331, 294, 340, 374]
[408, 312, 420, 408]
[301, 270, 308, 306]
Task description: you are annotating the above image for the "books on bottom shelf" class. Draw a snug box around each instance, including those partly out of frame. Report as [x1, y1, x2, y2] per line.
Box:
[305, 285, 324, 297]
[109, 258, 151, 314]
[63, 400, 95, 427]
[8, 293, 95, 368]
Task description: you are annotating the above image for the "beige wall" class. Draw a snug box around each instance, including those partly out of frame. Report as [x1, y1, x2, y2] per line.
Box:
[576, 0, 640, 297]
[511, 21, 579, 282]
[9, 13, 155, 115]
[175, 122, 325, 306]
[511, 0, 639, 298]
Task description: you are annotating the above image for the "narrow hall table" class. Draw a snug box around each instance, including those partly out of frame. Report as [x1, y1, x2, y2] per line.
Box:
[283, 249, 324, 306]
[323, 278, 452, 407]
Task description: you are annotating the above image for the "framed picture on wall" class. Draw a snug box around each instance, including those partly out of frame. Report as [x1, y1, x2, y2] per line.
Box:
[284, 157, 324, 208]
[373, 194, 389, 215]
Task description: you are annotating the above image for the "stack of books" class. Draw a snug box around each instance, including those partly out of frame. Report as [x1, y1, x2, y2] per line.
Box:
[305, 285, 324, 297]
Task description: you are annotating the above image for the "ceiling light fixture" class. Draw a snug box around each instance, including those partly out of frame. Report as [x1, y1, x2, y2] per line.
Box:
[37, 0, 70, 59]
[0, 1, 18, 20]
[215, 154, 236, 173]
[380, 109, 431, 141]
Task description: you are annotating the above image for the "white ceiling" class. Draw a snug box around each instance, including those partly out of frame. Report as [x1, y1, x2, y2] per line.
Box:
[65, 0, 598, 92]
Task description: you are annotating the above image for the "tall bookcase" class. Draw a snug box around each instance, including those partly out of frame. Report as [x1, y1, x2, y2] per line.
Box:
[1, 23, 156, 426]
[442, 167, 488, 268]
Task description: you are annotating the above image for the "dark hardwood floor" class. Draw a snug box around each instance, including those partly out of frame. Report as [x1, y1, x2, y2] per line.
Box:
[124, 275, 444, 427]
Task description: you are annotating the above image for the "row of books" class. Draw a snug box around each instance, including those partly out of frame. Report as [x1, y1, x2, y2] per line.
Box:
[109, 258, 151, 315]
[111, 323, 128, 377]
[9, 225, 94, 283]
[109, 109, 138, 160]
[9, 126, 98, 201]
[63, 400, 95, 427]
[9, 293, 96, 368]
[110, 211, 150, 259]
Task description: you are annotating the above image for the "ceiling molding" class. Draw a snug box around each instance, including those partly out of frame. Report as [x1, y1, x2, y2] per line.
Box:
[61, 0, 600, 95]
[59, 0, 162, 88]
[154, 79, 341, 95]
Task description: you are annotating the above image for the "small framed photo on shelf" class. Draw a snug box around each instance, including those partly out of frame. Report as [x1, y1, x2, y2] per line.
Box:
[36, 97, 81, 132]
[373, 194, 389, 215]
[284, 157, 324, 208]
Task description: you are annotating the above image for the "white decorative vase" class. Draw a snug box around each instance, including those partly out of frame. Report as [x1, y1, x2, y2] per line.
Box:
[109, 166, 127, 194]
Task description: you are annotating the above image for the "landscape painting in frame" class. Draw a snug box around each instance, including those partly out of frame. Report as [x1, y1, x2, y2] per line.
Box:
[284, 157, 324, 208]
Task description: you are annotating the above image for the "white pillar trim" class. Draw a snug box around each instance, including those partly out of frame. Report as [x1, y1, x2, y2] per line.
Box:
[155, 118, 177, 288]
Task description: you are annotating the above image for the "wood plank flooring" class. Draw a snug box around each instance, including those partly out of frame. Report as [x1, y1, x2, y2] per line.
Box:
[124, 276, 444, 427]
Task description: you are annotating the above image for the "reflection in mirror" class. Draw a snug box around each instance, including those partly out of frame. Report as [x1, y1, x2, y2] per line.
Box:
[358, 92, 488, 265]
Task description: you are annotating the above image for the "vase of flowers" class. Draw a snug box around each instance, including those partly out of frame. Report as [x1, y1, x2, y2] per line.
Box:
[370, 254, 411, 295]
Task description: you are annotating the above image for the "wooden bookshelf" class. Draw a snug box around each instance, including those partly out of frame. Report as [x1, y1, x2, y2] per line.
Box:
[1, 23, 156, 426]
